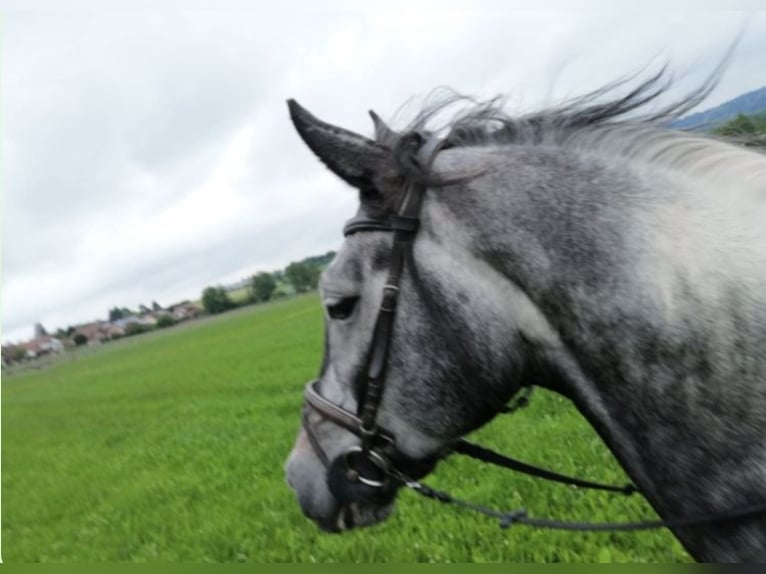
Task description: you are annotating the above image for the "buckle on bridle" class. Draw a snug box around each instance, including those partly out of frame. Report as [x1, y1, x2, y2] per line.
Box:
[381, 284, 399, 312]
[359, 423, 378, 439]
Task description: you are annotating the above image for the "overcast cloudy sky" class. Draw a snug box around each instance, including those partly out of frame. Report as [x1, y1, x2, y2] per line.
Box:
[2, 6, 765, 343]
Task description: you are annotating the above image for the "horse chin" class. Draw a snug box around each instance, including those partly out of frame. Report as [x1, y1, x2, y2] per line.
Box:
[317, 502, 395, 533]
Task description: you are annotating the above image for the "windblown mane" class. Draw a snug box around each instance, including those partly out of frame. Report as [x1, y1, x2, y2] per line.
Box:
[393, 69, 766, 193]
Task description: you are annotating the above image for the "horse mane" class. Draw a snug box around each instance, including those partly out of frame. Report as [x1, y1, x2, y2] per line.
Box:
[394, 68, 766, 194]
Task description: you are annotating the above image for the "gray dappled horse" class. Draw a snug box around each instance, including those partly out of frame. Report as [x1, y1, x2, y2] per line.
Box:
[284, 77, 766, 562]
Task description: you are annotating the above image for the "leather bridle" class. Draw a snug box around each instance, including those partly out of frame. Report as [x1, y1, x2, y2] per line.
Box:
[302, 134, 446, 502]
[299, 133, 766, 533]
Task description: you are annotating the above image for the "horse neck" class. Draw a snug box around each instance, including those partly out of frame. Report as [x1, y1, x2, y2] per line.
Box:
[437, 145, 766, 561]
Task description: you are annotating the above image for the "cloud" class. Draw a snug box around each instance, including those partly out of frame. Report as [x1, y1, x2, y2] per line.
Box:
[2, 9, 765, 343]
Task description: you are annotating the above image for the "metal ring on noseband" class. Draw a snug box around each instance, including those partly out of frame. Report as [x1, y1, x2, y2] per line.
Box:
[343, 446, 391, 489]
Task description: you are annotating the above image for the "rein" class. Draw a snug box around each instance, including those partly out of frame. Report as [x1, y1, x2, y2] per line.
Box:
[301, 133, 766, 534]
[403, 478, 766, 532]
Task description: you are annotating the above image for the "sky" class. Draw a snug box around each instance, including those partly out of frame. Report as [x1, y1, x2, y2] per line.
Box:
[2, 6, 765, 344]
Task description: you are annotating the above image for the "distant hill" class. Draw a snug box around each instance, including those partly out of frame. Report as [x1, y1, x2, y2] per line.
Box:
[671, 86, 766, 130]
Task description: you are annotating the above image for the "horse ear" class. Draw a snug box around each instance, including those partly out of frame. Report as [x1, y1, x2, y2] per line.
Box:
[369, 110, 399, 148]
[288, 99, 389, 189]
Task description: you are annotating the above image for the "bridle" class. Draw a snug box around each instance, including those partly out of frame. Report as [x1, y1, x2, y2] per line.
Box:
[302, 133, 447, 503]
[300, 133, 766, 532]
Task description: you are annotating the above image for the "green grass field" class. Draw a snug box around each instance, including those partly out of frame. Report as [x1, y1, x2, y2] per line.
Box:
[2, 294, 690, 562]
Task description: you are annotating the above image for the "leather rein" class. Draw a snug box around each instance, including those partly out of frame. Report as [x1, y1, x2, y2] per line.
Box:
[300, 134, 766, 533]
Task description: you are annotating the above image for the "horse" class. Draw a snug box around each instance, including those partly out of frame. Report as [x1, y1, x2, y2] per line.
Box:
[283, 75, 766, 562]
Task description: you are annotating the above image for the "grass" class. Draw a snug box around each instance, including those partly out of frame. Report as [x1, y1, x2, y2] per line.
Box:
[2, 294, 690, 562]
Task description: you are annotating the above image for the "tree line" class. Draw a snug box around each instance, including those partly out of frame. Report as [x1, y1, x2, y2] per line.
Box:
[201, 251, 336, 315]
[712, 112, 766, 149]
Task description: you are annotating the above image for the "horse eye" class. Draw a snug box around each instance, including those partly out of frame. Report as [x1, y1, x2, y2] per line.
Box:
[326, 297, 359, 321]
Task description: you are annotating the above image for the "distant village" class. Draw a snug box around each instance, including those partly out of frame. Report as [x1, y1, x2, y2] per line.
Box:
[2, 250, 337, 369]
[2, 300, 202, 367]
